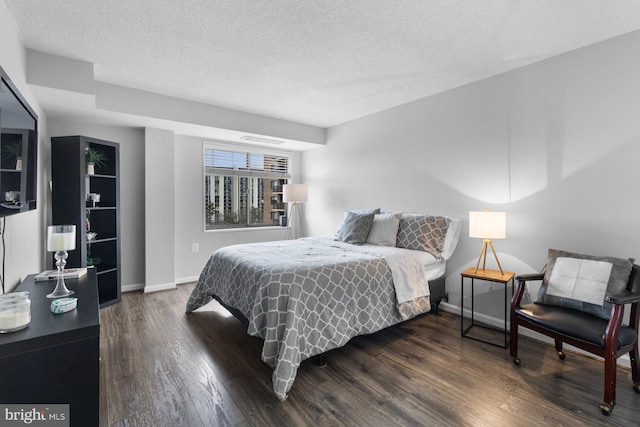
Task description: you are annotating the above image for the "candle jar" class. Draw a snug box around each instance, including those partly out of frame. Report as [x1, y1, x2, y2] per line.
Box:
[0, 291, 31, 333]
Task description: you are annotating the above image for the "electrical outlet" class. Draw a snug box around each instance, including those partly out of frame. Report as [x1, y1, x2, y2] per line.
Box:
[191, 243, 199, 253]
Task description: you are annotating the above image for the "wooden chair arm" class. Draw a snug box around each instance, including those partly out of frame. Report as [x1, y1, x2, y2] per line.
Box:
[511, 272, 544, 309]
[515, 272, 545, 282]
[606, 292, 640, 305]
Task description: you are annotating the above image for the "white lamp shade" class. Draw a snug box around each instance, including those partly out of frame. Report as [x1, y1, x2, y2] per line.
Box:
[47, 225, 77, 251]
[469, 211, 506, 239]
[283, 184, 308, 203]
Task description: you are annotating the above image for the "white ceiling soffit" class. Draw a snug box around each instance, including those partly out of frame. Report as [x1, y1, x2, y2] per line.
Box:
[5, 0, 640, 132]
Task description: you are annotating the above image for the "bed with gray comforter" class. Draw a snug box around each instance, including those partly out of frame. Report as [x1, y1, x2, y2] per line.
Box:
[186, 235, 453, 401]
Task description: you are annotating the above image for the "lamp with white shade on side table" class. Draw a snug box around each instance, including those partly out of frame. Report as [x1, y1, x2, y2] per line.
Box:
[461, 209, 514, 348]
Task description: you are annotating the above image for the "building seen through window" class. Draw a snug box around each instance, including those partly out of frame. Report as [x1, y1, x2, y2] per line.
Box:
[204, 144, 290, 230]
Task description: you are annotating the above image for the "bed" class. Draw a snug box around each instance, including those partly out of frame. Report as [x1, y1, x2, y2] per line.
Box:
[186, 212, 461, 401]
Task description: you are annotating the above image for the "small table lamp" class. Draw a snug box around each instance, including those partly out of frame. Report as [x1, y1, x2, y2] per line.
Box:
[469, 210, 506, 275]
[283, 184, 308, 240]
[46, 225, 76, 298]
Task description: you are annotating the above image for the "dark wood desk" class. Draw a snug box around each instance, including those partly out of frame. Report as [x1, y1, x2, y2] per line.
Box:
[0, 269, 100, 426]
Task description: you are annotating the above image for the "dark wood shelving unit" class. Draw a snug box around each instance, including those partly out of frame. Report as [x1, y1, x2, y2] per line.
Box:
[51, 135, 121, 307]
[0, 128, 37, 215]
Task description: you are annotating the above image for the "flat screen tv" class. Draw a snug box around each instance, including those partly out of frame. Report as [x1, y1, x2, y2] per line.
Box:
[0, 65, 37, 217]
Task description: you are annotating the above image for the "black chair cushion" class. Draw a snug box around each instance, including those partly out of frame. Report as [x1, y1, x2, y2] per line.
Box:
[516, 303, 638, 349]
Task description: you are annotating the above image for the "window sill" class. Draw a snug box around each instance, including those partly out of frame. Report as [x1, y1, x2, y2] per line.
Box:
[205, 226, 289, 234]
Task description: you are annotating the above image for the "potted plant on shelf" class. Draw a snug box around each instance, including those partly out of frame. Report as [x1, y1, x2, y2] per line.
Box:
[85, 147, 107, 175]
[2, 141, 22, 170]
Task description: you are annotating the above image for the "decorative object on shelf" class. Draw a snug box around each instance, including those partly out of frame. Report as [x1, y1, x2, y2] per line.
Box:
[469, 209, 506, 274]
[86, 257, 102, 267]
[85, 147, 107, 175]
[4, 191, 19, 202]
[46, 225, 77, 298]
[1, 141, 22, 170]
[86, 192, 100, 207]
[50, 297, 78, 314]
[86, 231, 98, 241]
[0, 291, 30, 333]
[283, 184, 308, 240]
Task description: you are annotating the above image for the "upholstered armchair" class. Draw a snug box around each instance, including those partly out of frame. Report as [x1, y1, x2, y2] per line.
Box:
[510, 249, 640, 415]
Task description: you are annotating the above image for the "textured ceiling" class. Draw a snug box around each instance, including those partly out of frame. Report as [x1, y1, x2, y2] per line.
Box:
[4, 0, 640, 128]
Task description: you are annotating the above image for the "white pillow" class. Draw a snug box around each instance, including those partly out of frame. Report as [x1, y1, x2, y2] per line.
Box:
[441, 217, 461, 260]
[366, 212, 402, 246]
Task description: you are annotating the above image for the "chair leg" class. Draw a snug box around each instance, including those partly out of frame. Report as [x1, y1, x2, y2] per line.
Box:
[631, 343, 640, 393]
[510, 322, 520, 365]
[600, 349, 617, 415]
[630, 303, 640, 393]
[554, 339, 565, 360]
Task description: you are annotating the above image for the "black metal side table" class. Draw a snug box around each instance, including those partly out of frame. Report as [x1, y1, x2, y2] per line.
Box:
[460, 267, 515, 348]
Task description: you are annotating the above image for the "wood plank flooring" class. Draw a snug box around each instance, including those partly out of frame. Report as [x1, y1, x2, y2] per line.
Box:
[99, 284, 640, 426]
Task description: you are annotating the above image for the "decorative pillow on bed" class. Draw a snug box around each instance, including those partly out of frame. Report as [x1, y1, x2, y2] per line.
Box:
[396, 214, 451, 258]
[536, 248, 635, 320]
[334, 208, 379, 240]
[366, 212, 402, 246]
[334, 210, 377, 245]
[441, 217, 462, 260]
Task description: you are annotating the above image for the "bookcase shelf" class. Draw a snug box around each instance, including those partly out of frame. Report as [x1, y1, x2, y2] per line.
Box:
[51, 135, 121, 308]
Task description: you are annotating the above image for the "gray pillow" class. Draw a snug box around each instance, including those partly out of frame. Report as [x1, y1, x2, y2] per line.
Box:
[334, 208, 380, 240]
[334, 211, 376, 245]
[396, 214, 451, 258]
[536, 249, 635, 319]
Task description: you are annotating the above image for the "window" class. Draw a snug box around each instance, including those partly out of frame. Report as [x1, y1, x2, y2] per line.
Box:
[203, 142, 290, 230]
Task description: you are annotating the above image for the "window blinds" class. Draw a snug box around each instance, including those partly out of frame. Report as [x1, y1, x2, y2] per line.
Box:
[204, 145, 290, 179]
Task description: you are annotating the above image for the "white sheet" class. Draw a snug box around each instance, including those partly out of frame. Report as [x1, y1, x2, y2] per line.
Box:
[356, 243, 444, 304]
[359, 243, 445, 279]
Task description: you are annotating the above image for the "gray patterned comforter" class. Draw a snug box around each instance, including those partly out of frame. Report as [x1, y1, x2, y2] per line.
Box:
[186, 237, 432, 401]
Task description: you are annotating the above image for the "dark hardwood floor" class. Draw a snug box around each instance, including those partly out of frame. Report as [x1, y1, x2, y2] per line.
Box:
[99, 284, 640, 426]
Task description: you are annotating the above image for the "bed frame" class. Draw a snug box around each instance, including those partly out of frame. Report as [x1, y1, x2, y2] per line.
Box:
[429, 276, 446, 313]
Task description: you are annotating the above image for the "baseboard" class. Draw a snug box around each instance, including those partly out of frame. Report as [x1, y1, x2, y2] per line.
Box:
[440, 302, 505, 329]
[176, 276, 199, 285]
[143, 282, 177, 294]
[122, 283, 144, 293]
[438, 302, 631, 368]
[123, 277, 196, 294]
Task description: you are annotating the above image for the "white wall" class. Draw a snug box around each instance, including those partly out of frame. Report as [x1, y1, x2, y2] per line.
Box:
[47, 120, 146, 290]
[0, 1, 47, 291]
[144, 128, 175, 291]
[303, 30, 640, 320]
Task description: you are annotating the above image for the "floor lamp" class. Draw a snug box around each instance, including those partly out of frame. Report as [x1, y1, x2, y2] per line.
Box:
[469, 210, 507, 275]
[283, 184, 307, 240]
